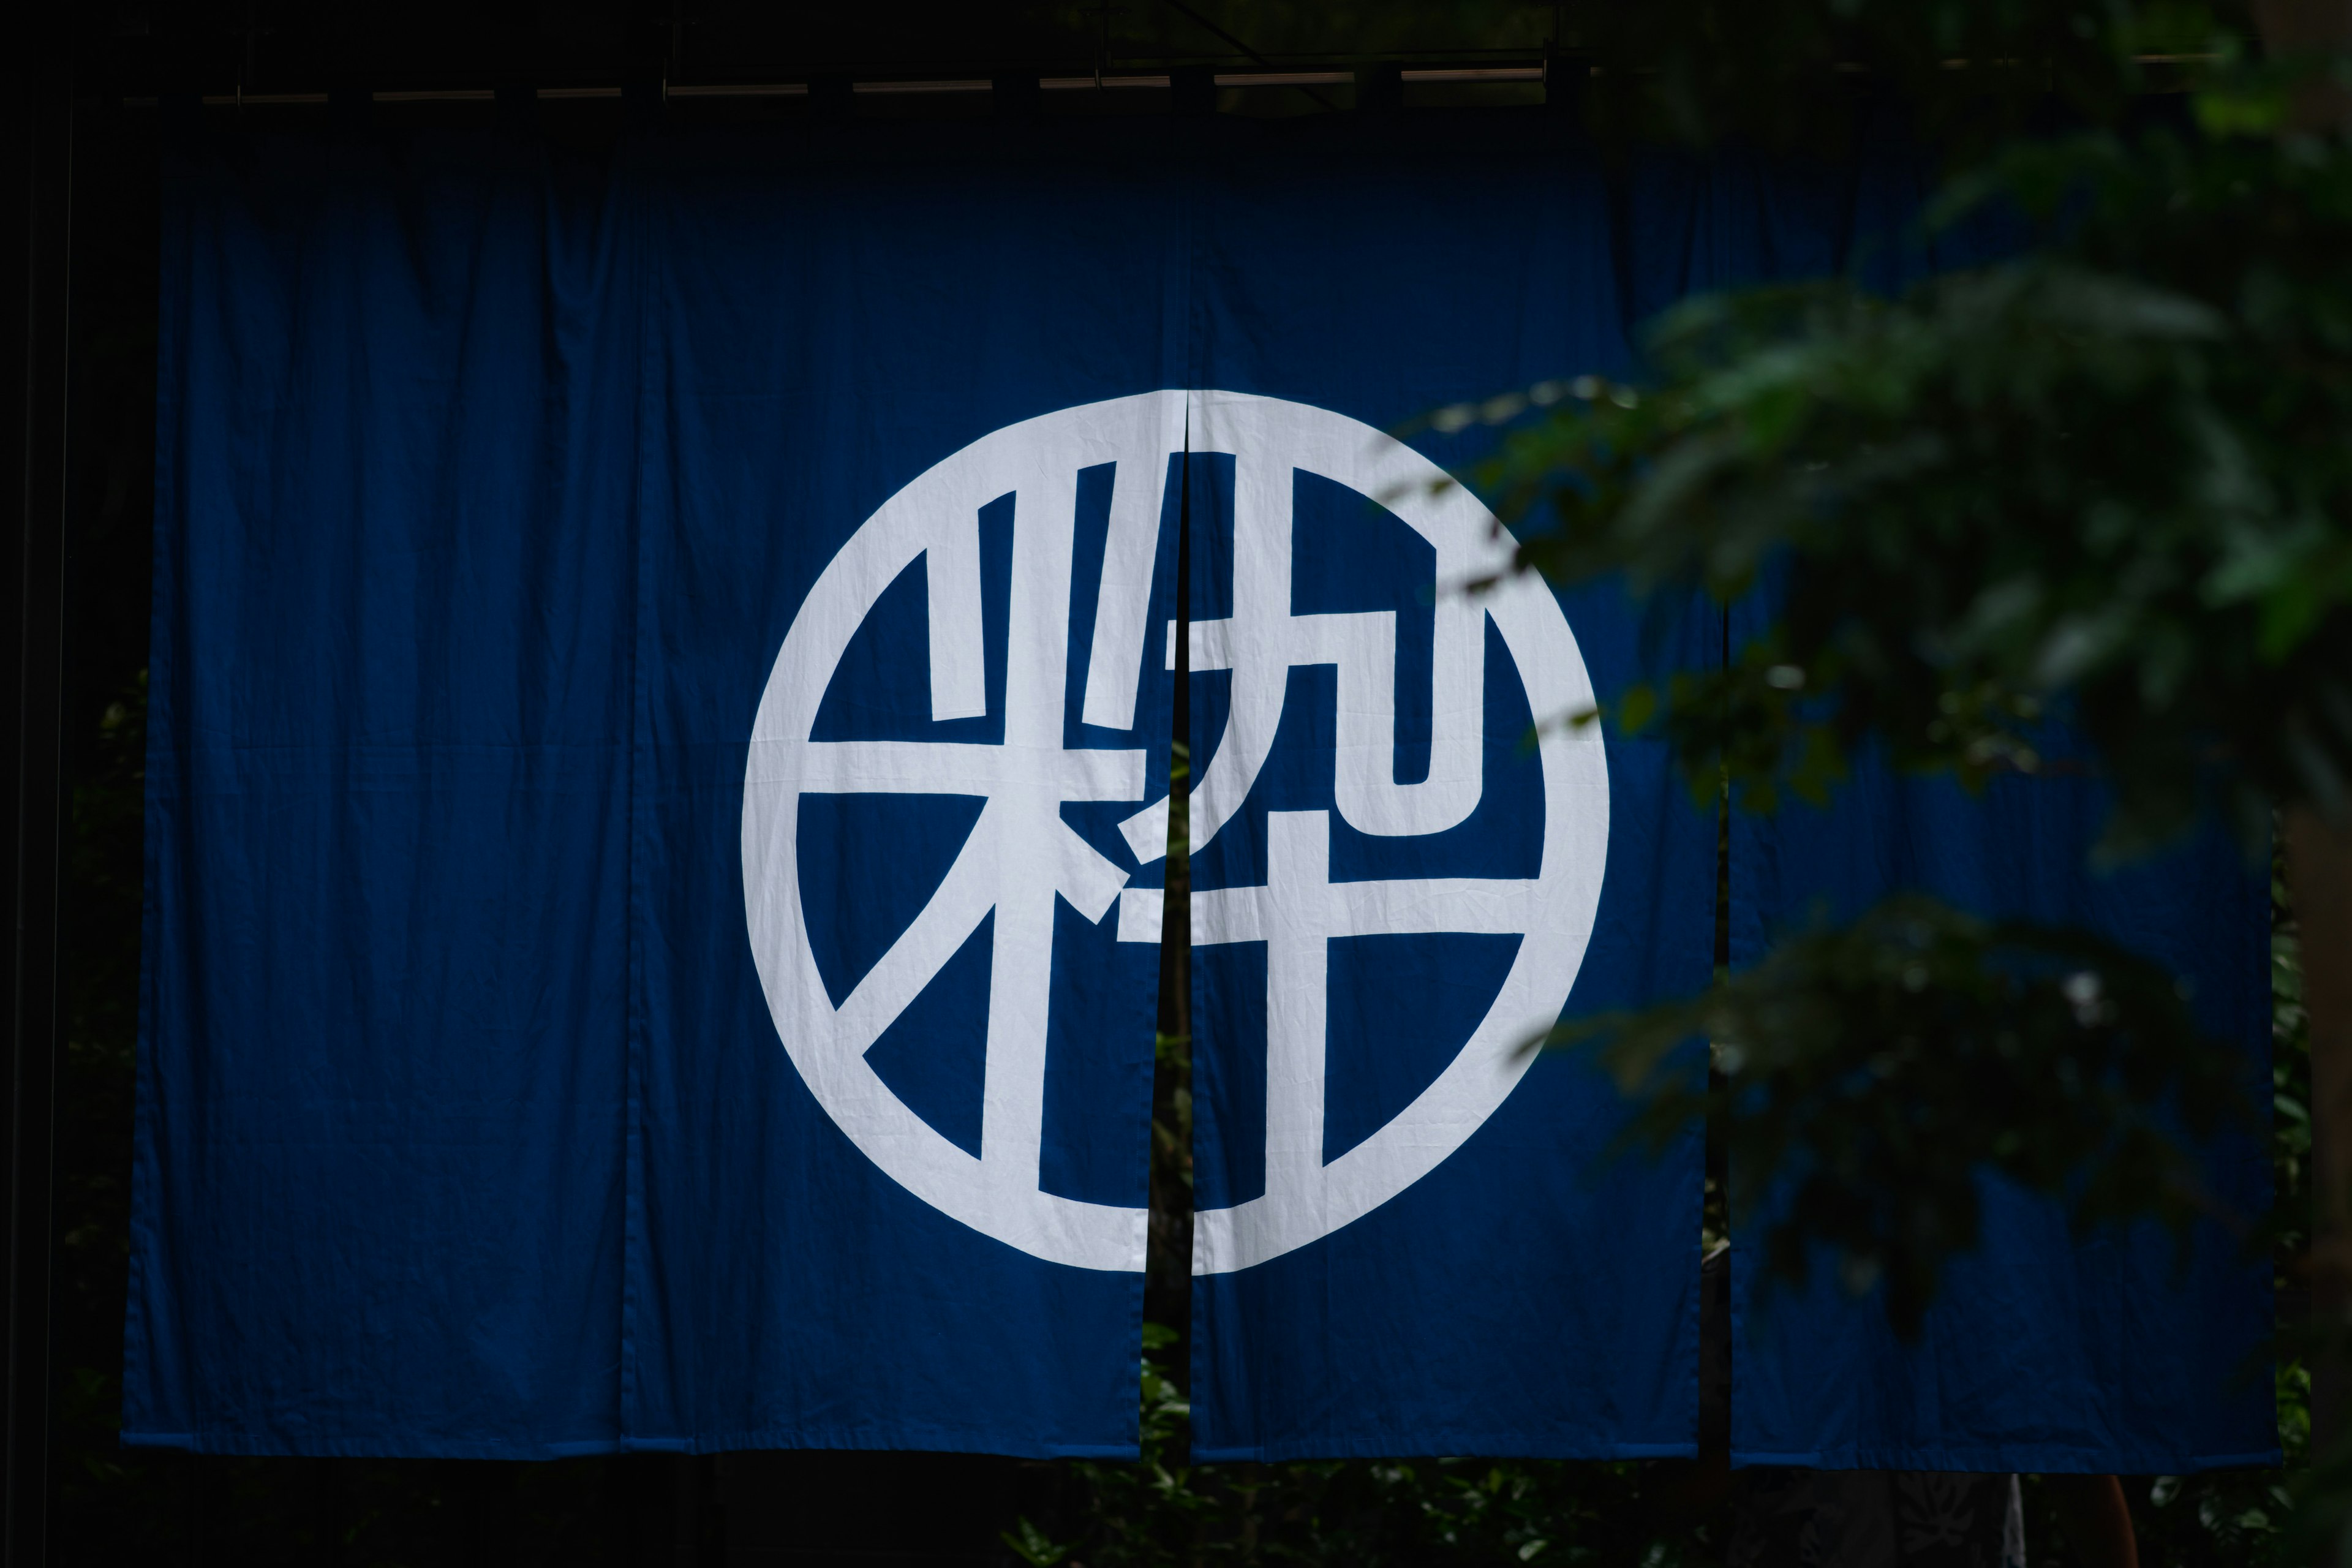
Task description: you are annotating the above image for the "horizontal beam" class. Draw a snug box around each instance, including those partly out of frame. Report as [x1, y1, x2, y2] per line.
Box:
[136, 64, 1553, 109]
[124, 53, 2211, 111]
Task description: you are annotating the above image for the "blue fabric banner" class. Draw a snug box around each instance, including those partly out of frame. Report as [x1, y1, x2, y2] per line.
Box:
[130, 113, 1708, 1461]
[1173, 118, 1714, 1461]
[1726, 725, 2278, 1474]
[132, 121, 1196, 1460]
[622, 127, 1189, 1457]
[1635, 129, 2277, 1477]
[130, 129, 640, 1458]
[129, 109, 2267, 1470]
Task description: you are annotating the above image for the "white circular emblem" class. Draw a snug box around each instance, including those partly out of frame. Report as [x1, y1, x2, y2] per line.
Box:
[743, 391, 1607, 1276]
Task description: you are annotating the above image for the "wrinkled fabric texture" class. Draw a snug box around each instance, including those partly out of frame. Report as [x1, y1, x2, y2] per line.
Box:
[131, 113, 1708, 1461]
[1174, 115, 1713, 1461]
[132, 127, 639, 1459]
[1725, 725, 2278, 1472]
[130, 109, 2265, 1468]
[1630, 115, 2276, 1477]
[132, 121, 1189, 1461]
[1710, 1253, 2030, 1566]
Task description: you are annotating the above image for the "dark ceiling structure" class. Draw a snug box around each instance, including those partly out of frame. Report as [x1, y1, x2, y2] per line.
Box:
[85, 1, 1570, 112]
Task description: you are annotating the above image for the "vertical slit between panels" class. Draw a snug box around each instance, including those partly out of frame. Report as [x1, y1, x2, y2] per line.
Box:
[1144, 431, 1194, 1431]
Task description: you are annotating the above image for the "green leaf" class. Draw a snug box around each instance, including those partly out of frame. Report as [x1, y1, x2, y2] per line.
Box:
[1617, 682, 1657, 736]
[999, 1518, 1069, 1567]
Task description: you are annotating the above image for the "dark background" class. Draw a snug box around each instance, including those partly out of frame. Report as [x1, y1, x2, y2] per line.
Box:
[0, 4, 2299, 1564]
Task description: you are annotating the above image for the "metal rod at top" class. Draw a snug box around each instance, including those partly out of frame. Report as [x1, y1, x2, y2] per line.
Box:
[175, 63, 1564, 108]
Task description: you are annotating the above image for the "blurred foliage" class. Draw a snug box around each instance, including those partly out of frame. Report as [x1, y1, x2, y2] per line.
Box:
[1023, 1341, 1723, 1566]
[1567, 895, 2250, 1332]
[1453, 0, 2339, 1555]
[1436, 0, 2352, 1347]
[2096, 845, 2311, 1564]
[1479, 116, 2352, 853]
[998, 844, 2312, 1566]
[1573, 0, 2235, 157]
